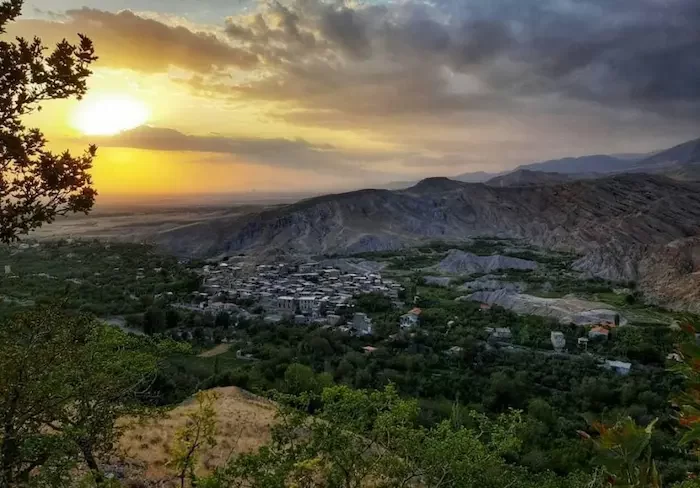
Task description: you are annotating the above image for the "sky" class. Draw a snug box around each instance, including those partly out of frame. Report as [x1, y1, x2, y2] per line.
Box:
[5, 0, 700, 200]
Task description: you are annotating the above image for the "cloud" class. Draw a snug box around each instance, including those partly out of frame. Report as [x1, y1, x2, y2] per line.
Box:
[16, 0, 700, 176]
[6, 8, 258, 73]
[90, 126, 404, 175]
[214, 0, 700, 122]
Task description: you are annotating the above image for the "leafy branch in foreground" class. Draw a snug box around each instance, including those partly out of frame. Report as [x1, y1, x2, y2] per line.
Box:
[170, 390, 219, 488]
[1, 0, 97, 243]
[0, 307, 184, 486]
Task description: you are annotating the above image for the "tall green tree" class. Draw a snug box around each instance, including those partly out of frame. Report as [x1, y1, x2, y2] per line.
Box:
[0, 308, 178, 486]
[0, 0, 97, 243]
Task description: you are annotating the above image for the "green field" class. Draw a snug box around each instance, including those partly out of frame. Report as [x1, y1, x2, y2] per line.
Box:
[0, 240, 201, 318]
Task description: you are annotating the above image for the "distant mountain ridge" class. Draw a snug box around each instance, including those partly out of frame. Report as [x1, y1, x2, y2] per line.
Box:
[152, 173, 700, 311]
[486, 169, 573, 187]
[449, 137, 700, 185]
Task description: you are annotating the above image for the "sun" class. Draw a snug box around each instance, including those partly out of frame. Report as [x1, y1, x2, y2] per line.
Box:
[71, 95, 150, 136]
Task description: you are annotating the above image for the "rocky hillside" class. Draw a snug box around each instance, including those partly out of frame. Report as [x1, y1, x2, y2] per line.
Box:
[152, 174, 700, 311]
[436, 249, 538, 274]
[486, 169, 573, 187]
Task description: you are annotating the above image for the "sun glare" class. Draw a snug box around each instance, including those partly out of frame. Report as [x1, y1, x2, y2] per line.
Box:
[72, 95, 150, 136]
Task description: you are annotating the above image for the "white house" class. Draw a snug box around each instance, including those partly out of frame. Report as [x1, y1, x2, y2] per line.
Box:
[492, 327, 512, 341]
[604, 360, 632, 375]
[298, 296, 316, 314]
[550, 331, 566, 353]
[352, 313, 373, 336]
[400, 308, 422, 330]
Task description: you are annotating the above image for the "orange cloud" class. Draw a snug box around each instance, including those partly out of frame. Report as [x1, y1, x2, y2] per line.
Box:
[6, 8, 258, 73]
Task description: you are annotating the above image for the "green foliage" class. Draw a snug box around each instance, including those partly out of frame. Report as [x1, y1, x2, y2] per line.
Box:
[0, 240, 201, 318]
[673, 322, 700, 452]
[0, 307, 180, 485]
[586, 417, 661, 487]
[204, 385, 587, 488]
[0, 0, 97, 242]
[170, 390, 219, 488]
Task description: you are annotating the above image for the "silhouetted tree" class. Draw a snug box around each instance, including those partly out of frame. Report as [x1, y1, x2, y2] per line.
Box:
[0, 0, 97, 243]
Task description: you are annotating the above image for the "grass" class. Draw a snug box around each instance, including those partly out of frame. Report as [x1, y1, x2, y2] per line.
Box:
[119, 386, 276, 483]
[199, 343, 233, 358]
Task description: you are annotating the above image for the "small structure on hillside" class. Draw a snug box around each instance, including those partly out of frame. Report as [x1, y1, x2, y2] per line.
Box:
[550, 331, 566, 353]
[3, 265, 11, 275]
[400, 307, 422, 330]
[362, 345, 378, 354]
[588, 326, 610, 340]
[577, 337, 589, 351]
[604, 360, 632, 376]
[487, 327, 512, 341]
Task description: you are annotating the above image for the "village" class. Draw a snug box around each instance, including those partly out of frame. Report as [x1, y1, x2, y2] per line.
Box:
[196, 260, 406, 336]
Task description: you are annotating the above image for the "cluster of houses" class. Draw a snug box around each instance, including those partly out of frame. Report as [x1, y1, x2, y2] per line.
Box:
[198, 260, 403, 334]
[481, 322, 633, 375]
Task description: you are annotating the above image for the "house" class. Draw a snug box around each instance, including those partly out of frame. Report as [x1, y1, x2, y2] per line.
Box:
[400, 308, 422, 330]
[327, 314, 342, 326]
[3, 265, 10, 275]
[577, 337, 589, 351]
[588, 326, 610, 340]
[362, 346, 378, 354]
[351, 313, 373, 335]
[298, 296, 316, 314]
[447, 346, 464, 356]
[550, 331, 566, 353]
[604, 360, 632, 376]
[479, 303, 491, 312]
[492, 327, 512, 341]
[277, 296, 295, 313]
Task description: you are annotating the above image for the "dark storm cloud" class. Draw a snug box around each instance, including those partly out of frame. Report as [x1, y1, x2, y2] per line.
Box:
[217, 0, 700, 122]
[318, 4, 372, 59]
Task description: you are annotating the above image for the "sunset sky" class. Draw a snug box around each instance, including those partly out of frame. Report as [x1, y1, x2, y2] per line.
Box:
[6, 0, 700, 201]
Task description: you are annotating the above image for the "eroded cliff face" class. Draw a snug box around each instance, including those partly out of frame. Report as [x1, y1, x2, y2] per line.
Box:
[637, 237, 700, 313]
[151, 174, 700, 310]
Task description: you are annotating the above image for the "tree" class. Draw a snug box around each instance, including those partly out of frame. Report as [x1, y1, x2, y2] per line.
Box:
[214, 311, 230, 330]
[582, 417, 660, 488]
[170, 390, 219, 488]
[166, 308, 181, 329]
[0, 0, 97, 243]
[143, 306, 167, 335]
[0, 308, 178, 486]
[204, 385, 584, 488]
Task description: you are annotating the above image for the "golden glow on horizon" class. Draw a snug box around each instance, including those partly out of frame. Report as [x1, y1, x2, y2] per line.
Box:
[71, 94, 150, 135]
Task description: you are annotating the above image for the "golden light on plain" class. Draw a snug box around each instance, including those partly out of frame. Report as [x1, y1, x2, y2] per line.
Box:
[71, 94, 150, 135]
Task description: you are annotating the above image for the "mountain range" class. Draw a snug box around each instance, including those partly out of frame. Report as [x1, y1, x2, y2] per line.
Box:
[151, 170, 700, 311]
[448, 136, 700, 185]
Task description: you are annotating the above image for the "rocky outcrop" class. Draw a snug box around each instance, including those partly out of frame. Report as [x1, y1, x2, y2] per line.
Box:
[460, 276, 527, 293]
[464, 289, 626, 326]
[636, 237, 700, 313]
[436, 250, 538, 274]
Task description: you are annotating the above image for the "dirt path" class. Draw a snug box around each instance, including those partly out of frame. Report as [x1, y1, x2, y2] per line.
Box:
[198, 343, 232, 358]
